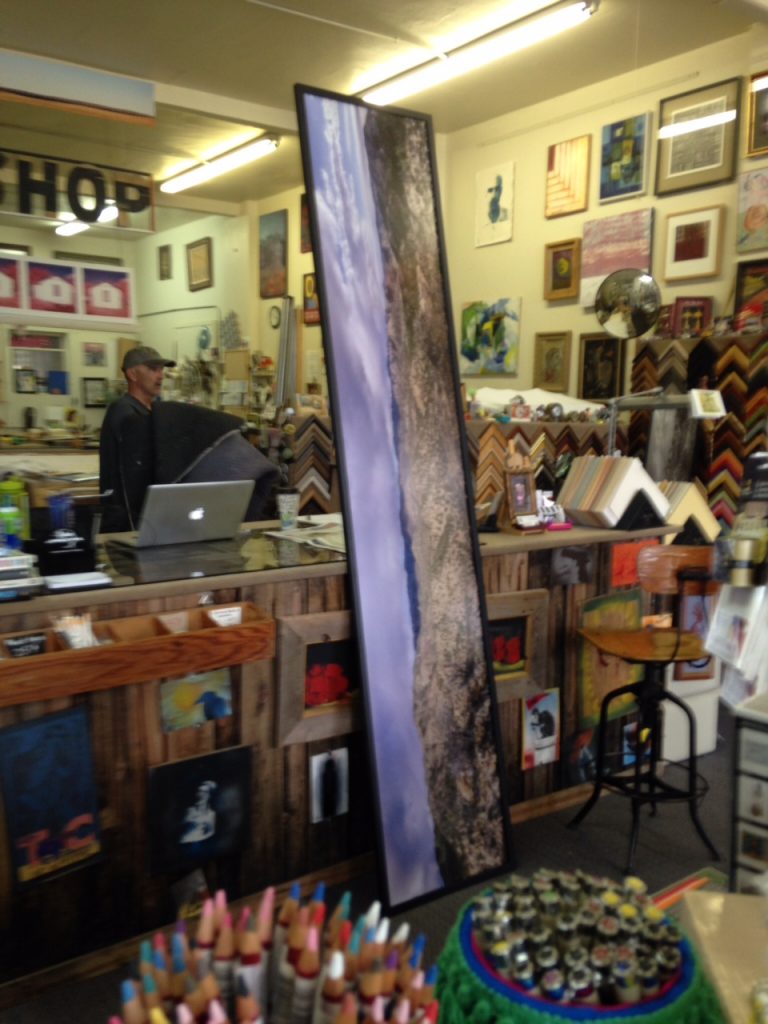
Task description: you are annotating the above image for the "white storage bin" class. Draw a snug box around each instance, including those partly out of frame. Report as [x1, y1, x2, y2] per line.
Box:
[662, 663, 721, 762]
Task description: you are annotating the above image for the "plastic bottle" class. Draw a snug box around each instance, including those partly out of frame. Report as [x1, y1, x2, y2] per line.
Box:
[0, 475, 29, 540]
[0, 496, 23, 550]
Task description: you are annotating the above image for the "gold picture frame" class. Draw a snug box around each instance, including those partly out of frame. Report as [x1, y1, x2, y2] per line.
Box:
[533, 331, 571, 392]
[276, 611, 361, 745]
[186, 236, 213, 291]
[486, 589, 549, 702]
[747, 71, 768, 157]
[544, 239, 581, 300]
[545, 135, 591, 219]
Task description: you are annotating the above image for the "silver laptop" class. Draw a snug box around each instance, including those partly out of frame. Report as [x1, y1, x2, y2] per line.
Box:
[121, 480, 255, 548]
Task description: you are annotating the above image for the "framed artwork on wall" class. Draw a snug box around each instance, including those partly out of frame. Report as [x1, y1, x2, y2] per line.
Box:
[300, 193, 313, 253]
[186, 237, 212, 291]
[533, 331, 571, 392]
[671, 296, 714, 338]
[580, 208, 653, 307]
[578, 332, 624, 400]
[82, 376, 108, 407]
[276, 611, 361, 746]
[655, 77, 741, 196]
[259, 209, 288, 298]
[475, 163, 514, 246]
[158, 244, 172, 281]
[737, 169, 768, 253]
[147, 747, 251, 875]
[747, 72, 768, 157]
[734, 259, 768, 331]
[303, 272, 320, 324]
[486, 589, 549, 702]
[543, 238, 580, 300]
[545, 134, 591, 218]
[663, 206, 723, 281]
[599, 112, 650, 203]
[459, 298, 521, 376]
[521, 689, 560, 770]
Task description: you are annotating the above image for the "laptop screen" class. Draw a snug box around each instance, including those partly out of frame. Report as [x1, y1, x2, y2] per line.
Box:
[134, 480, 255, 547]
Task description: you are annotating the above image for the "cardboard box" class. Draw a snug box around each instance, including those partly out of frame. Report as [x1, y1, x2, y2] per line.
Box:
[677, 890, 768, 1023]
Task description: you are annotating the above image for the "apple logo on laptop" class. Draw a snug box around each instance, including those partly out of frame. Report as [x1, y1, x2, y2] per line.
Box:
[188, 507, 205, 521]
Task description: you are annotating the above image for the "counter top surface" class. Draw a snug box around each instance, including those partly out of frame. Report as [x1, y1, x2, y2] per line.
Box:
[0, 521, 677, 611]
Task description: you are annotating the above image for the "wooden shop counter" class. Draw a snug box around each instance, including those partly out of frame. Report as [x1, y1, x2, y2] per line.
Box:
[0, 520, 672, 1001]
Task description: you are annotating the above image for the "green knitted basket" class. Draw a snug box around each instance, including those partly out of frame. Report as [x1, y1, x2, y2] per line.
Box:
[436, 897, 726, 1024]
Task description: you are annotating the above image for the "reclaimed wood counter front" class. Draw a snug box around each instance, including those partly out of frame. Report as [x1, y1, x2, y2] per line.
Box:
[0, 522, 671, 995]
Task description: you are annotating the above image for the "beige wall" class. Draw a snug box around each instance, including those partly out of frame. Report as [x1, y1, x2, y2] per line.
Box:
[4, 28, 767, 426]
[444, 27, 768, 396]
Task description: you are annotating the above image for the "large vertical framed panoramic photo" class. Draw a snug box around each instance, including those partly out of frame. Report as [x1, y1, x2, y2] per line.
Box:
[295, 85, 512, 911]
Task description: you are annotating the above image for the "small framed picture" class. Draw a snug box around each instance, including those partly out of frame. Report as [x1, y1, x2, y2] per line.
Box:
[578, 332, 623, 400]
[747, 71, 768, 157]
[506, 469, 536, 518]
[533, 331, 571, 392]
[663, 206, 723, 281]
[303, 272, 320, 325]
[158, 244, 172, 281]
[734, 259, 768, 331]
[672, 296, 713, 338]
[737, 821, 768, 871]
[689, 388, 726, 419]
[14, 368, 37, 394]
[737, 169, 768, 253]
[599, 112, 650, 203]
[186, 237, 213, 292]
[543, 239, 581, 300]
[82, 377, 108, 407]
[655, 77, 741, 195]
[738, 773, 768, 824]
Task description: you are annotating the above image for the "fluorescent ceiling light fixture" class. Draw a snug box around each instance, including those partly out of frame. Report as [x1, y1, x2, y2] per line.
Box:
[55, 219, 90, 237]
[160, 136, 280, 194]
[97, 200, 118, 224]
[752, 74, 768, 93]
[361, 0, 597, 107]
[658, 109, 737, 139]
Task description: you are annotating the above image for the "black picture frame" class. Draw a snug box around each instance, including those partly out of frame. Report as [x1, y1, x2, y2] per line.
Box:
[147, 746, 251, 875]
[296, 84, 512, 912]
[579, 332, 624, 400]
[82, 376, 108, 407]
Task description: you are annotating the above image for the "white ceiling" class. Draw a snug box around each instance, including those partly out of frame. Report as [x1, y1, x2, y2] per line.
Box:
[1, 0, 767, 215]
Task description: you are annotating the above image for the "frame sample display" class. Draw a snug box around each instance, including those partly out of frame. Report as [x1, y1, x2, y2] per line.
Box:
[296, 85, 512, 910]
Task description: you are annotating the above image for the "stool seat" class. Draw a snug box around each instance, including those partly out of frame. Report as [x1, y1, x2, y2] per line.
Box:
[579, 627, 705, 664]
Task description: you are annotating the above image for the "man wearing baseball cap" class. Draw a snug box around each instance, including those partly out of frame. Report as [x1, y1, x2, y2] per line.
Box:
[99, 346, 176, 532]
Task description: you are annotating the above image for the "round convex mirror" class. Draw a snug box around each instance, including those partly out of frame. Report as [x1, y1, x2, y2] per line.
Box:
[594, 268, 661, 339]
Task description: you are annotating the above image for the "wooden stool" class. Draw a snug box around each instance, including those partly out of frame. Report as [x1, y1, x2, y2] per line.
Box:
[568, 545, 721, 873]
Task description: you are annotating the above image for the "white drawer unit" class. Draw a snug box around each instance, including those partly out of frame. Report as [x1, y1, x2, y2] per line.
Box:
[731, 694, 768, 892]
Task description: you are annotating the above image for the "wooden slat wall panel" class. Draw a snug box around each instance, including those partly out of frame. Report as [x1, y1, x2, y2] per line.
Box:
[0, 529, 662, 987]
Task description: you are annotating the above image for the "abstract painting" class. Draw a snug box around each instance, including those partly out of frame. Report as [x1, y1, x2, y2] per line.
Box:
[579, 590, 643, 728]
[160, 668, 233, 732]
[475, 163, 514, 246]
[599, 113, 650, 203]
[460, 298, 521, 376]
[580, 208, 653, 307]
[545, 135, 590, 218]
[0, 706, 101, 886]
[296, 85, 511, 910]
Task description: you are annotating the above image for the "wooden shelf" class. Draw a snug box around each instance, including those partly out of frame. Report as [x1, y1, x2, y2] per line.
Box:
[0, 601, 274, 709]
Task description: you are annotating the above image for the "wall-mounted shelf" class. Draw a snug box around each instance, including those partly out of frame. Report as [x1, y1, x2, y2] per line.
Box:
[0, 601, 274, 709]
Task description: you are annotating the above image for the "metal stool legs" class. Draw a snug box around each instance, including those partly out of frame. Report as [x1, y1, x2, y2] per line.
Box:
[568, 668, 720, 873]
